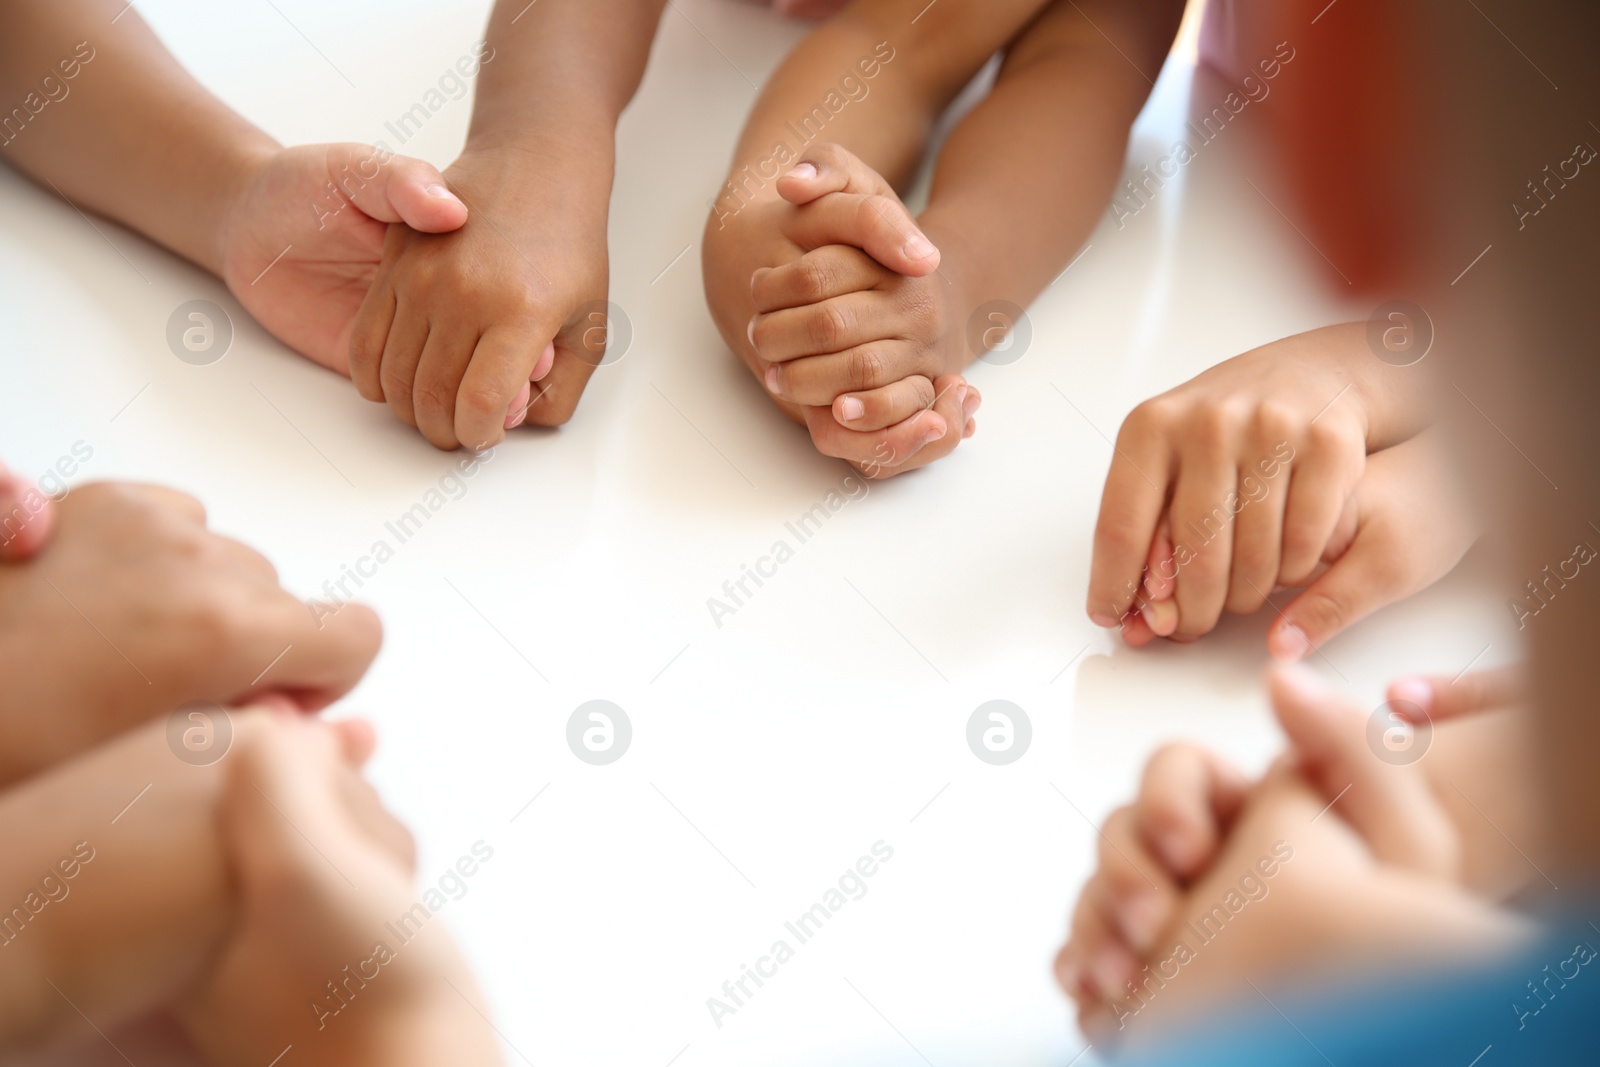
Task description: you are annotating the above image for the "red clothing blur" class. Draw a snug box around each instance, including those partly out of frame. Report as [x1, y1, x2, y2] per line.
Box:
[1199, 0, 1428, 295]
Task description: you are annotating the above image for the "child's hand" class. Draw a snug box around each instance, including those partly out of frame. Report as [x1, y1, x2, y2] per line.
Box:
[347, 148, 614, 450]
[0, 482, 382, 784]
[704, 144, 976, 475]
[754, 147, 977, 426]
[1089, 325, 1383, 638]
[1264, 428, 1475, 661]
[0, 462, 55, 561]
[1057, 667, 1529, 1049]
[219, 143, 468, 379]
[176, 713, 504, 1067]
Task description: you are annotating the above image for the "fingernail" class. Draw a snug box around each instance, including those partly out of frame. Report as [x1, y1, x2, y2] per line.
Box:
[1270, 622, 1311, 662]
[963, 418, 976, 438]
[765, 365, 780, 394]
[747, 317, 758, 349]
[903, 233, 935, 260]
[1155, 827, 1197, 874]
[425, 182, 460, 202]
[1119, 893, 1165, 954]
[531, 342, 556, 382]
[962, 392, 980, 419]
[1090, 612, 1119, 629]
[956, 383, 969, 405]
[750, 267, 770, 294]
[920, 423, 945, 446]
[783, 162, 818, 181]
[838, 396, 865, 421]
[1390, 678, 1433, 715]
[1089, 942, 1136, 999]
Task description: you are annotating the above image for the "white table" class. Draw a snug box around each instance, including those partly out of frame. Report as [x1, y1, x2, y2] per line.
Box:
[0, 2, 1514, 1064]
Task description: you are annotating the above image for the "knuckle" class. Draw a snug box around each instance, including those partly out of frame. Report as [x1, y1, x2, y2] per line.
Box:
[1253, 401, 1298, 443]
[810, 303, 850, 350]
[811, 141, 847, 166]
[457, 382, 505, 421]
[848, 346, 888, 391]
[1120, 397, 1175, 444]
[379, 366, 414, 405]
[795, 259, 832, 301]
[413, 380, 455, 421]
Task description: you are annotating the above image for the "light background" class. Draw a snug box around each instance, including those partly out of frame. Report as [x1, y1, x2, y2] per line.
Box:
[0, 1, 1515, 1064]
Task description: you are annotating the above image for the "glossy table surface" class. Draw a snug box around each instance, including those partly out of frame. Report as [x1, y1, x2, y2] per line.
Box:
[0, 2, 1513, 1063]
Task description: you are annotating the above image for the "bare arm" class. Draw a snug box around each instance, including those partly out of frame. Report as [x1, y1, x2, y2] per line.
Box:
[0, 0, 276, 274]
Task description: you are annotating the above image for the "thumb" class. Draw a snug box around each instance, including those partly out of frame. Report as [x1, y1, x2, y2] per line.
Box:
[0, 465, 55, 561]
[775, 142, 896, 205]
[1268, 664, 1459, 877]
[325, 144, 468, 234]
[1267, 505, 1380, 662]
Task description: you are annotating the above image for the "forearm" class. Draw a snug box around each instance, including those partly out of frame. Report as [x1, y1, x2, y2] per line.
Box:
[917, 0, 1181, 317]
[459, 0, 667, 215]
[0, 0, 276, 275]
[0, 717, 233, 1051]
[722, 0, 1052, 199]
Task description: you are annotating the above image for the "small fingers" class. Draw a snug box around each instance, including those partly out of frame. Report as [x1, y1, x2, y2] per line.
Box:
[774, 142, 895, 204]
[1279, 433, 1364, 587]
[832, 375, 938, 432]
[751, 245, 890, 313]
[1388, 664, 1523, 722]
[0, 466, 55, 560]
[412, 324, 480, 450]
[1136, 743, 1250, 880]
[751, 290, 897, 364]
[765, 341, 923, 406]
[782, 191, 939, 276]
[456, 328, 548, 449]
[376, 305, 430, 430]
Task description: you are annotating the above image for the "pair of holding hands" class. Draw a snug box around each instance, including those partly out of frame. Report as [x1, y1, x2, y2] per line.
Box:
[1057, 664, 1533, 1051]
[1086, 325, 1466, 655]
[217, 142, 610, 452]
[712, 144, 983, 477]
[1, 468, 499, 1065]
[0, 464, 379, 784]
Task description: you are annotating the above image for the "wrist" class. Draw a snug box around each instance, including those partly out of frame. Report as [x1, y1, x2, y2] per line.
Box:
[449, 138, 614, 232]
[209, 136, 280, 277]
